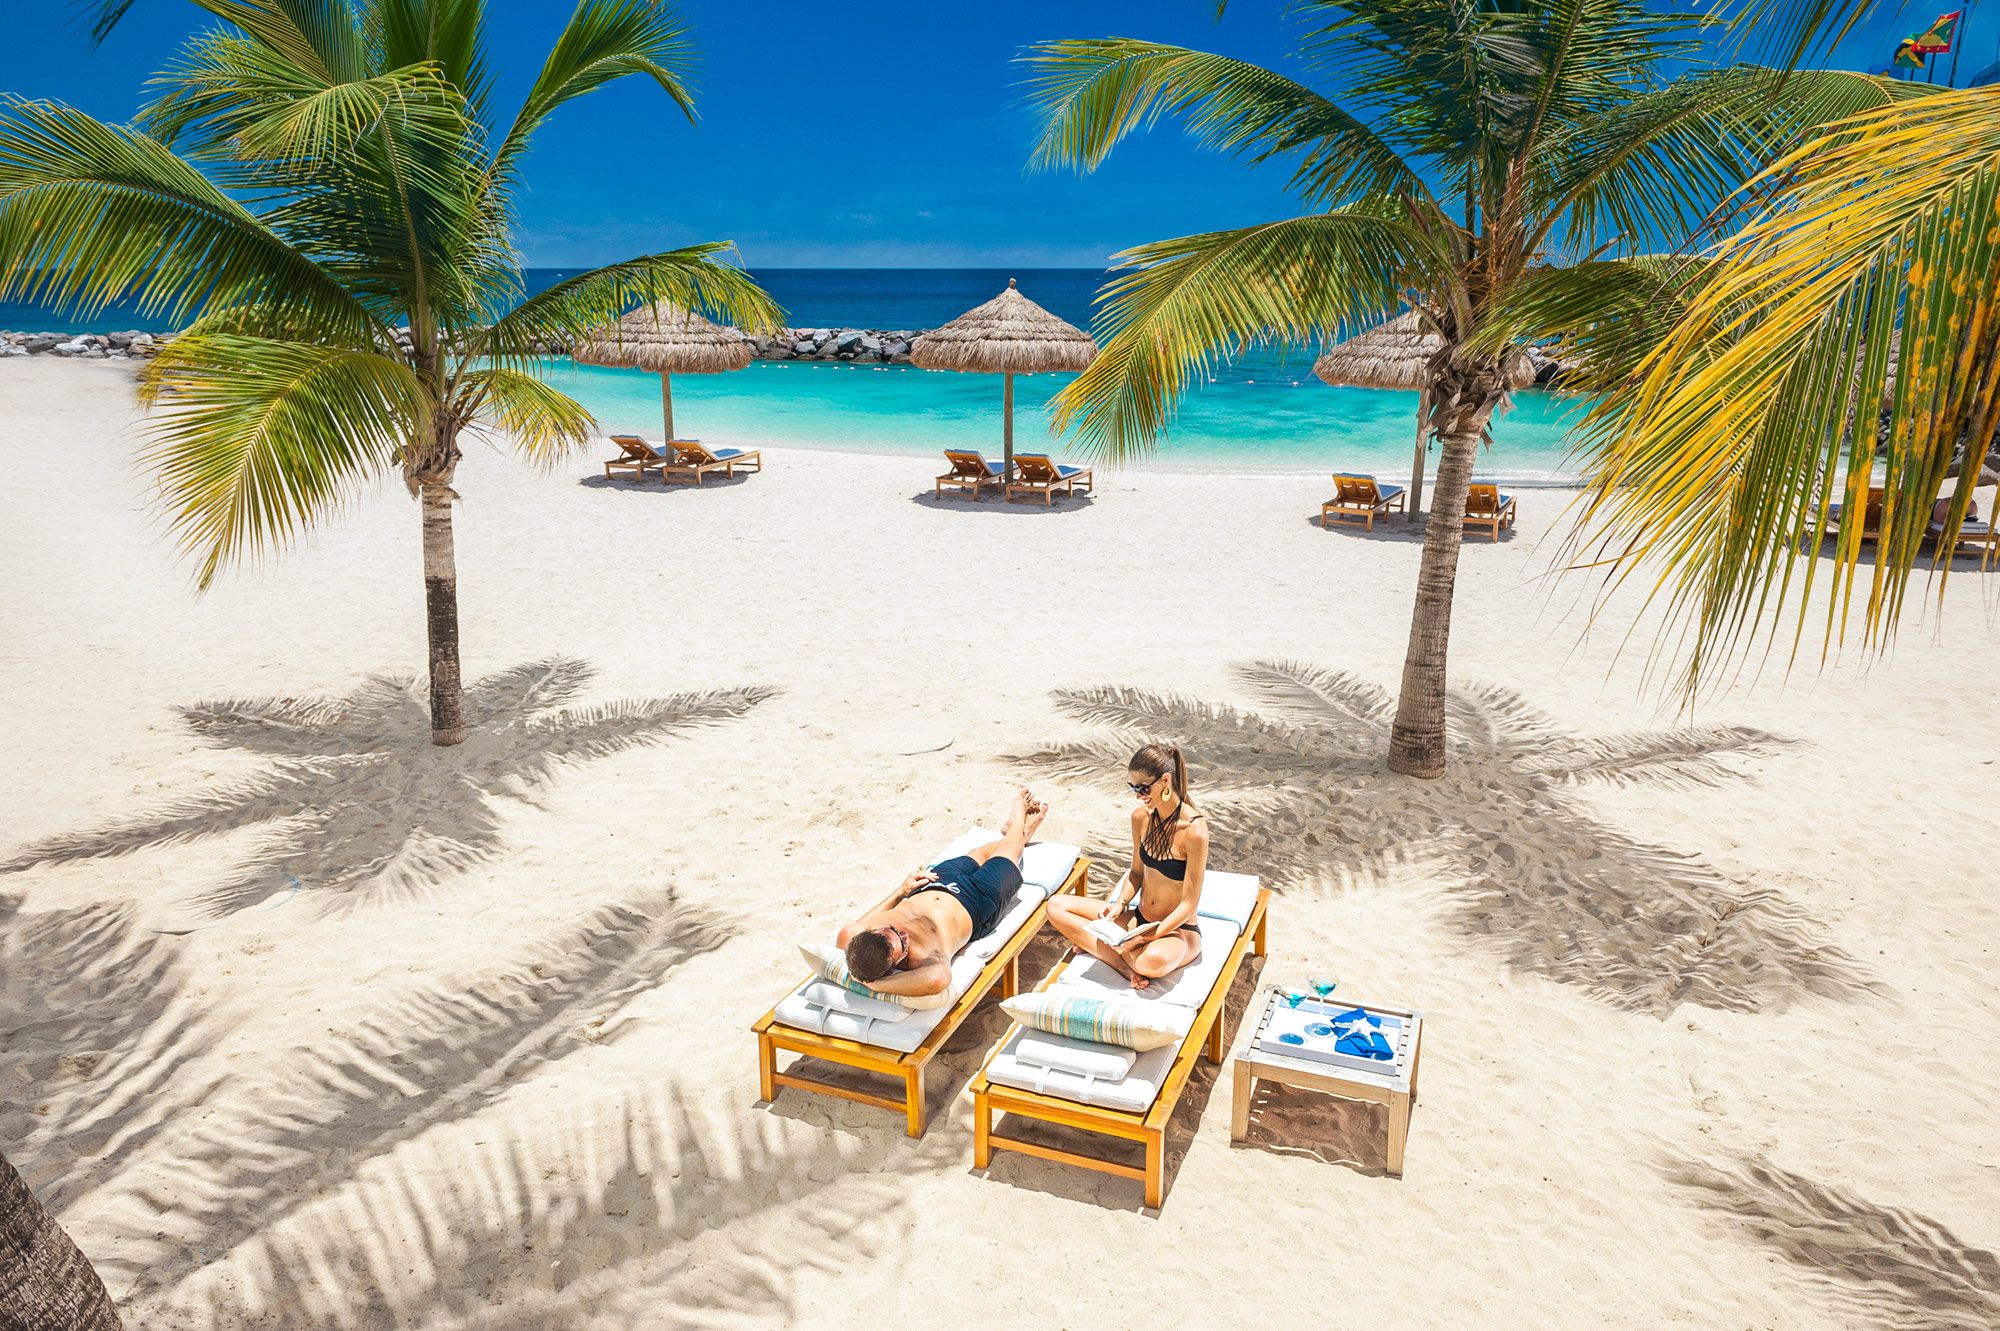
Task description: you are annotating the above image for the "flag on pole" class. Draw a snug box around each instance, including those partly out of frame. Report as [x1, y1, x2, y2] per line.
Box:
[1893, 35, 1928, 68]
[1911, 10, 1961, 53]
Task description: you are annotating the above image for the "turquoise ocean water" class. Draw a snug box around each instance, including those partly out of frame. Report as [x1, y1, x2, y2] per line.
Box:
[2, 267, 1591, 480]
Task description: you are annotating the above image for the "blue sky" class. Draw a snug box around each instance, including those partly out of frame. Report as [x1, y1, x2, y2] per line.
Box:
[3, 1, 1986, 268]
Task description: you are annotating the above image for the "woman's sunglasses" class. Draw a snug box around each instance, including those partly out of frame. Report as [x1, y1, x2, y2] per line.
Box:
[1128, 774, 1163, 797]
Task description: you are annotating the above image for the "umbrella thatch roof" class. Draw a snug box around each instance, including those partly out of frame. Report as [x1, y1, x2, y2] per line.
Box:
[1314, 310, 1534, 391]
[572, 302, 753, 374]
[909, 279, 1097, 374]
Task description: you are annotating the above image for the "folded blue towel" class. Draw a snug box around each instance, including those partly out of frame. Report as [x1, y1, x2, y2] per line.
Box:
[713, 448, 744, 460]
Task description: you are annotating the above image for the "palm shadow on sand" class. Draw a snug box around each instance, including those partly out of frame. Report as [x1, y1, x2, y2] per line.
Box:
[0, 894, 222, 1211]
[1667, 1157, 1999, 1330]
[95, 892, 735, 1302]
[149, 1082, 955, 1331]
[0, 658, 775, 917]
[1013, 659, 1877, 1016]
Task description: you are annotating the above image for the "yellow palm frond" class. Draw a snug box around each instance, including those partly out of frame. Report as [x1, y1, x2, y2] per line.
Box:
[1569, 87, 2000, 698]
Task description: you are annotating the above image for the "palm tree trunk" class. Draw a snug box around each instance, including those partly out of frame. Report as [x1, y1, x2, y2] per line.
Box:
[420, 480, 465, 747]
[1387, 425, 1481, 778]
[0, 1149, 123, 1330]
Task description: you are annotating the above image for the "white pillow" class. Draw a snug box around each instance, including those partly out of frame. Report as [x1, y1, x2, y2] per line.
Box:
[1000, 991, 1194, 1052]
[800, 979, 915, 1024]
[799, 941, 954, 1011]
[1013, 1031, 1137, 1081]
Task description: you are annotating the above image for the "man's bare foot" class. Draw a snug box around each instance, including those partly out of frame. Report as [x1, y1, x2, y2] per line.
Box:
[1021, 790, 1049, 841]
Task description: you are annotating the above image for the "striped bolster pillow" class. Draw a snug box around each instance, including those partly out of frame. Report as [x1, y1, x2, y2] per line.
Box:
[1000, 992, 1193, 1052]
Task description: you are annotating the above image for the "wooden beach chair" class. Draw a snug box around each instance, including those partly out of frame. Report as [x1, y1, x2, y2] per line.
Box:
[935, 450, 1004, 500]
[1825, 486, 1885, 545]
[753, 832, 1090, 1137]
[1005, 453, 1095, 506]
[603, 434, 672, 481]
[1464, 482, 1517, 541]
[1929, 509, 1998, 569]
[663, 439, 762, 485]
[970, 874, 1270, 1209]
[1320, 474, 1407, 530]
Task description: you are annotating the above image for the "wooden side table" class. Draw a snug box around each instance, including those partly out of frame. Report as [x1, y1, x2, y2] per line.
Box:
[1230, 987, 1423, 1177]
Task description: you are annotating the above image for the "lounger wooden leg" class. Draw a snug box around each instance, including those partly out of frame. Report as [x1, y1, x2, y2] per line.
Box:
[973, 1093, 992, 1168]
[904, 1067, 925, 1138]
[1253, 910, 1268, 957]
[1001, 953, 1019, 999]
[1143, 1130, 1165, 1209]
[756, 1033, 775, 1103]
[1387, 1090, 1411, 1177]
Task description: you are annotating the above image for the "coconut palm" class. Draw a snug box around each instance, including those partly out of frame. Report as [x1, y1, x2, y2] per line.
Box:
[1027, 0, 1905, 776]
[1559, 0, 2000, 698]
[0, 0, 783, 745]
[0, 1149, 122, 1329]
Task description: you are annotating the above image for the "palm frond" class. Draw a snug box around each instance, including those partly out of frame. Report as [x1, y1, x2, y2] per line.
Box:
[1478, 255, 1711, 389]
[492, 0, 697, 184]
[1022, 37, 1424, 207]
[1051, 212, 1432, 463]
[139, 332, 428, 589]
[1566, 87, 2000, 699]
[374, 0, 495, 116]
[1530, 68, 1917, 255]
[458, 367, 598, 464]
[0, 96, 380, 337]
[469, 243, 783, 368]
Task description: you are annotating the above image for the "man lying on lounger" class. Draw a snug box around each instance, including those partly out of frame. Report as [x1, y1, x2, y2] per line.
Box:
[836, 789, 1048, 998]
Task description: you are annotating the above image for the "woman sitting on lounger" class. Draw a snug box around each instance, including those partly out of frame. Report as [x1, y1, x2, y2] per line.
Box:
[1048, 742, 1207, 989]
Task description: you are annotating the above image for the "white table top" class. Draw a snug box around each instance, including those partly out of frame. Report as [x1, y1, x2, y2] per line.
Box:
[1235, 984, 1422, 1096]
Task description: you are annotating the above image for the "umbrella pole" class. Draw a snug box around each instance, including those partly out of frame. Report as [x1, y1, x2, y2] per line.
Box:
[1003, 372, 1015, 480]
[1408, 387, 1429, 520]
[661, 373, 675, 442]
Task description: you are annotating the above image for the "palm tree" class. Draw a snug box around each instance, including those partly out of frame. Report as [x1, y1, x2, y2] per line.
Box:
[1561, 2, 1999, 698]
[0, 1148, 122, 1329]
[1026, 0, 1900, 776]
[0, 0, 783, 746]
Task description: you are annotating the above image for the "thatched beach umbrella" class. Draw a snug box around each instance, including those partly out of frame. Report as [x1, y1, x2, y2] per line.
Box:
[909, 279, 1098, 478]
[573, 301, 753, 441]
[1315, 310, 1533, 517]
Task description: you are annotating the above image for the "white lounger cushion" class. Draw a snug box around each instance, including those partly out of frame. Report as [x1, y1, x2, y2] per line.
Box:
[1194, 871, 1260, 929]
[991, 1035, 1177, 1113]
[1013, 1031, 1138, 1082]
[1053, 914, 1243, 1010]
[983, 874, 1259, 1112]
[770, 834, 1081, 1052]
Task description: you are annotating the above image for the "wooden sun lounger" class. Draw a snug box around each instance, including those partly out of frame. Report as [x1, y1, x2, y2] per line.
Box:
[1321, 474, 1406, 530]
[1823, 486, 1885, 545]
[1465, 482, 1517, 541]
[664, 440, 762, 485]
[936, 450, 1004, 500]
[603, 434, 672, 480]
[969, 887, 1270, 1209]
[1005, 453, 1094, 506]
[752, 856, 1090, 1137]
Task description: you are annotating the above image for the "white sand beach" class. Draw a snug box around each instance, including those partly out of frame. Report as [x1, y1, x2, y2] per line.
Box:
[3, 357, 1997, 1330]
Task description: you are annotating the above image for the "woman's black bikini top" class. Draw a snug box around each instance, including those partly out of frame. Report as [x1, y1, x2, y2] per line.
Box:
[1139, 810, 1203, 881]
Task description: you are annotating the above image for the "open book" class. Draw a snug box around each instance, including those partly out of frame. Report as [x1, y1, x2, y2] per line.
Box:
[1084, 913, 1152, 949]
